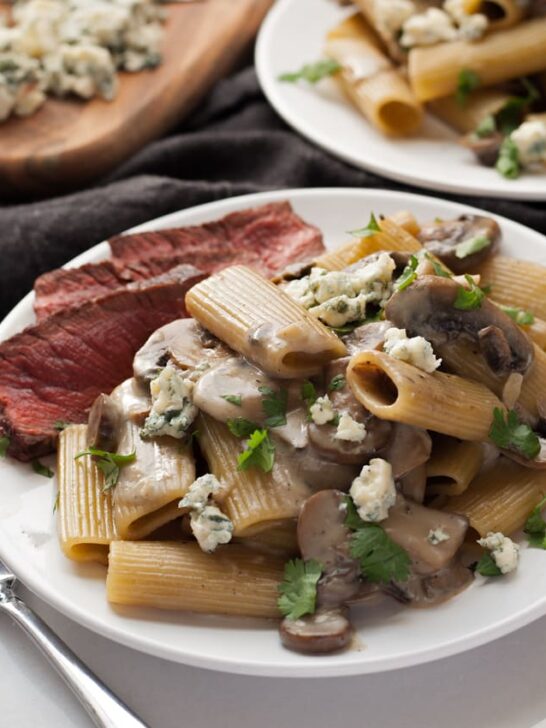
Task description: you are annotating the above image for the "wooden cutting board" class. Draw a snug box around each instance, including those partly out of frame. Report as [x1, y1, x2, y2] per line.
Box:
[0, 0, 274, 196]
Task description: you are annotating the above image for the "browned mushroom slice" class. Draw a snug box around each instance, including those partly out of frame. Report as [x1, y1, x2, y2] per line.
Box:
[133, 318, 229, 383]
[280, 608, 353, 654]
[87, 393, 122, 451]
[383, 495, 469, 575]
[379, 423, 431, 480]
[284, 443, 360, 492]
[342, 320, 394, 356]
[399, 463, 427, 503]
[502, 436, 546, 469]
[417, 215, 500, 273]
[461, 132, 503, 168]
[384, 559, 473, 607]
[385, 275, 534, 376]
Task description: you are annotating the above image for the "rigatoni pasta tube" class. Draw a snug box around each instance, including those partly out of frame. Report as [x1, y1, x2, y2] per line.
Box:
[476, 256, 546, 321]
[428, 89, 512, 134]
[57, 425, 117, 565]
[426, 438, 484, 496]
[107, 541, 284, 617]
[185, 265, 346, 378]
[408, 17, 546, 101]
[326, 15, 423, 136]
[446, 458, 546, 536]
[315, 218, 422, 271]
[347, 350, 503, 440]
[198, 415, 310, 536]
[464, 0, 526, 29]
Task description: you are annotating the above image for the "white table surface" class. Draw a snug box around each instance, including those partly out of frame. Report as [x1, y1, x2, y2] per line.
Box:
[2, 586, 546, 728]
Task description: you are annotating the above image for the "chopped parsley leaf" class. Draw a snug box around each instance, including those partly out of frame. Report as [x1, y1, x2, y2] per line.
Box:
[496, 137, 520, 179]
[221, 394, 242, 407]
[227, 418, 259, 438]
[475, 551, 502, 577]
[345, 496, 411, 583]
[475, 114, 496, 138]
[259, 386, 288, 428]
[301, 380, 318, 419]
[277, 558, 322, 620]
[348, 212, 381, 238]
[237, 429, 275, 473]
[524, 495, 546, 549]
[395, 254, 419, 292]
[0, 435, 9, 458]
[32, 460, 54, 478]
[453, 275, 486, 310]
[423, 252, 452, 278]
[328, 374, 346, 392]
[53, 420, 71, 431]
[456, 69, 480, 106]
[499, 304, 534, 326]
[278, 59, 341, 84]
[75, 448, 136, 492]
[53, 492, 60, 514]
[495, 79, 540, 136]
[454, 235, 491, 259]
[489, 408, 541, 460]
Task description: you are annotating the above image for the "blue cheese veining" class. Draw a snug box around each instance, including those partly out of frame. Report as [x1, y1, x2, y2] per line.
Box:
[179, 474, 233, 553]
[141, 362, 198, 439]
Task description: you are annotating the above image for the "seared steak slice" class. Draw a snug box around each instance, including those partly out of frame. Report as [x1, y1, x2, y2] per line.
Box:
[0, 265, 205, 462]
[109, 201, 325, 275]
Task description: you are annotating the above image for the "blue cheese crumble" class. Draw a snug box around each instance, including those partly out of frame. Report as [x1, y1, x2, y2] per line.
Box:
[478, 532, 519, 574]
[349, 458, 396, 523]
[400, 1, 488, 48]
[383, 327, 442, 373]
[427, 527, 450, 545]
[309, 395, 336, 425]
[179, 474, 233, 553]
[284, 253, 396, 328]
[511, 120, 546, 170]
[335, 413, 367, 443]
[141, 363, 198, 439]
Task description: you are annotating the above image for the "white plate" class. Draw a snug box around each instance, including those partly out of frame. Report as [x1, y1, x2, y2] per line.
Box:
[255, 0, 546, 201]
[1, 188, 546, 678]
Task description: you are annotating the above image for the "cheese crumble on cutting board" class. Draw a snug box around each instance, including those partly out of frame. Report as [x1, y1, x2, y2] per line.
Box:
[0, 0, 166, 122]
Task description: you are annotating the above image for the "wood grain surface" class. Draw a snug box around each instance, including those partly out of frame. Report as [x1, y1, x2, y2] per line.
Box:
[0, 0, 274, 196]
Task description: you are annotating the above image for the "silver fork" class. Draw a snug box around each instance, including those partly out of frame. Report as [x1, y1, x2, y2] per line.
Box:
[0, 559, 149, 728]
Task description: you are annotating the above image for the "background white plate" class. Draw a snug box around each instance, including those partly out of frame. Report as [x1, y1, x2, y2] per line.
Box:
[255, 0, 546, 201]
[1, 188, 546, 678]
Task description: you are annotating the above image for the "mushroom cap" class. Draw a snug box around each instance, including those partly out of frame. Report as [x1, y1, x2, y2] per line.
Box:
[385, 275, 534, 376]
[87, 393, 122, 452]
[279, 608, 353, 654]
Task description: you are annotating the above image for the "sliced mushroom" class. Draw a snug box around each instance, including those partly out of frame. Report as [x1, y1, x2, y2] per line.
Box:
[280, 608, 352, 654]
[109, 377, 151, 425]
[399, 463, 427, 504]
[461, 131, 503, 168]
[383, 495, 469, 575]
[501, 436, 546, 469]
[417, 215, 500, 273]
[385, 275, 534, 376]
[133, 318, 229, 383]
[87, 393, 122, 451]
[342, 320, 393, 356]
[379, 423, 431, 480]
[384, 559, 473, 607]
[284, 443, 360, 492]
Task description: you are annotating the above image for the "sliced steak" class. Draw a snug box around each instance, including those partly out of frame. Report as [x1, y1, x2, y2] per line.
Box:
[109, 201, 325, 276]
[0, 265, 205, 462]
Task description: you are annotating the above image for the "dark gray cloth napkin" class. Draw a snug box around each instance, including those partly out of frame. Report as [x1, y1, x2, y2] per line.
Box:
[1, 66, 544, 320]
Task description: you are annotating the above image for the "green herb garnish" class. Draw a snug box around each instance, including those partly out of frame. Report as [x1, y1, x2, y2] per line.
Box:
[489, 408, 541, 460]
[475, 551, 502, 577]
[221, 394, 242, 407]
[454, 235, 491, 259]
[348, 212, 381, 238]
[495, 79, 540, 136]
[75, 448, 136, 492]
[456, 69, 480, 106]
[395, 254, 419, 292]
[0, 436, 9, 458]
[32, 460, 54, 478]
[279, 59, 341, 84]
[524, 495, 546, 548]
[301, 380, 318, 419]
[237, 429, 275, 473]
[498, 304, 534, 326]
[328, 374, 346, 392]
[496, 137, 520, 179]
[259, 386, 288, 428]
[345, 496, 411, 583]
[53, 420, 71, 431]
[277, 558, 322, 620]
[475, 114, 496, 138]
[453, 275, 487, 310]
[226, 418, 259, 438]
[53, 492, 60, 514]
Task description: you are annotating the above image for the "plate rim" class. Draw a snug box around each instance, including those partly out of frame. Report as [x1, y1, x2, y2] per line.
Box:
[255, 0, 546, 202]
[1, 186, 546, 677]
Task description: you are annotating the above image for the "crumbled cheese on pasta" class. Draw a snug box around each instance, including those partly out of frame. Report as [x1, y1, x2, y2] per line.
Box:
[478, 532, 520, 574]
[400, 8, 457, 47]
[309, 395, 336, 425]
[349, 458, 396, 523]
[179, 474, 233, 553]
[335, 413, 367, 443]
[141, 362, 198, 439]
[284, 253, 396, 328]
[427, 527, 450, 545]
[374, 0, 416, 36]
[443, 0, 488, 41]
[383, 327, 442, 373]
[511, 120, 546, 169]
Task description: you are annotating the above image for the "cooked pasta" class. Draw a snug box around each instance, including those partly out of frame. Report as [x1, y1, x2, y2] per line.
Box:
[477, 256, 546, 320]
[463, 0, 526, 29]
[57, 425, 117, 564]
[429, 89, 512, 134]
[426, 438, 484, 495]
[107, 541, 284, 617]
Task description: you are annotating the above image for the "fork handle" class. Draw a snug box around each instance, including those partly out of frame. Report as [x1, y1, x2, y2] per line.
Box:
[1, 594, 149, 728]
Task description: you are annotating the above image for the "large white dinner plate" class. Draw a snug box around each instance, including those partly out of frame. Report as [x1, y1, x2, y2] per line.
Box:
[1, 188, 546, 678]
[255, 0, 546, 201]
